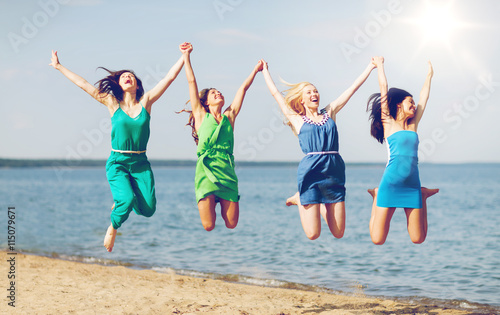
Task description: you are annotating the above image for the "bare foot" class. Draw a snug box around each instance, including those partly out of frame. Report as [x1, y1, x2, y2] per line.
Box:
[285, 192, 300, 206]
[103, 224, 117, 252]
[422, 187, 439, 199]
[367, 187, 378, 198]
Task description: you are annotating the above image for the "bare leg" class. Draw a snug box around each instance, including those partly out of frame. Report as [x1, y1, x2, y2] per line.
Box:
[103, 224, 117, 252]
[296, 201, 322, 240]
[286, 192, 300, 206]
[288, 193, 345, 239]
[368, 188, 395, 245]
[404, 187, 439, 244]
[220, 199, 239, 229]
[104, 203, 117, 252]
[198, 195, 217, 231]
[321, 202, 346, 238]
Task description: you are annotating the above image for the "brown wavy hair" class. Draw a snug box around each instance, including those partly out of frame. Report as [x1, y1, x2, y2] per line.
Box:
[177, 88, 214, 145]
[95, 67, 144, 102]
[367, 87, 412, 144]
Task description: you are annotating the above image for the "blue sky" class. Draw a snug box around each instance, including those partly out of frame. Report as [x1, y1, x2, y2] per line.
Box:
[2, 0, 499, 163]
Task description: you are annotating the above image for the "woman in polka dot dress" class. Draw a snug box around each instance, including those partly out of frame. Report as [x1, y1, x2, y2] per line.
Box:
[261, 58, 376, 240]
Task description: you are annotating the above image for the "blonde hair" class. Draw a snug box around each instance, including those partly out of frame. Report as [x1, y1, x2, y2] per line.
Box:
[278, 80, 315, 134]
[282, 80, 314, 115]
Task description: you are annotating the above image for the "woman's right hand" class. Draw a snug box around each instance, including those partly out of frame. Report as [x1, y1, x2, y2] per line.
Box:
[260, 59, 268, 71]
[179, 42, 193, 55]
[372, 56, 384, 68]
[49, 50, 60, 69]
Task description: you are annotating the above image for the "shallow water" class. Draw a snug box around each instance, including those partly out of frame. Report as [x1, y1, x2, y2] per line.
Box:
[1, 163, 499, 312]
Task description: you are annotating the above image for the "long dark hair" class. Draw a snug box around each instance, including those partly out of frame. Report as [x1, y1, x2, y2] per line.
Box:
[366, 87, 412, 144]
[177, 88, 214, 145]
[95, 67, 144, 102]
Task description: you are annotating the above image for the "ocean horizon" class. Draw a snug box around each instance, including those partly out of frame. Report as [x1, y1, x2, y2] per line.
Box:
[1, 158, 499, 168]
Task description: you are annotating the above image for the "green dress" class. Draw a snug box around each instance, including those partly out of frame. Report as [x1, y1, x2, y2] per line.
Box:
[195, 113, 239, 203]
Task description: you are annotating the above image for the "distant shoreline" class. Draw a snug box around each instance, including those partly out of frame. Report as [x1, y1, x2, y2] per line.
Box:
[0, 158, 498, 168]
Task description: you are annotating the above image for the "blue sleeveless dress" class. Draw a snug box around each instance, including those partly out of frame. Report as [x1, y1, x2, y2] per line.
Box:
[376, 130, 422, 209]
[297, 109, 346, 205]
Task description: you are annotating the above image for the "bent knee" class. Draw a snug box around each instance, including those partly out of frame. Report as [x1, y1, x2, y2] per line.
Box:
[371, 235, 387, 245]
[203, 224, 215, 232]
[201, 220, 216, 232]
[410, 234, 426, 244]
[225, 220, 238, 229]
[141, 205, 156, 217]
[333, 229, 345, 239]
[305, 230, 320, 240]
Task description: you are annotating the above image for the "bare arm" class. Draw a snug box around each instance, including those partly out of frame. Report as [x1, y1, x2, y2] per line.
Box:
[49, 50, 114, 108]
[327, 59, 376, 118]
[409, 61, 433, 129]
[373, 57, 389, 116]
[261, 60, 302, 130]
[142, 54, 184, 113]
[180, 43, 205, 130]
[224, 60, 264, 126]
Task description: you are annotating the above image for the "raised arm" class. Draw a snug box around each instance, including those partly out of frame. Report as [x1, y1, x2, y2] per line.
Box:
[261, 60, 302, 130]
[409, 61, 433, 129]
[373, 56, 389, 116]
[224, 60, 263, 126]
[180, 43, 205, 130]
[49, 50, 113, 107]
[142, 54, 185, 113]
[327, 59, 376, 118]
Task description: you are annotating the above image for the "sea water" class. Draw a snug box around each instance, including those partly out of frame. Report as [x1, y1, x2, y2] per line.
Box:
[0, 163, 499, 312]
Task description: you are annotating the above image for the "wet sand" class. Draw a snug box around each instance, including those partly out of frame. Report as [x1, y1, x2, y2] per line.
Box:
[1, 251, 472, 314]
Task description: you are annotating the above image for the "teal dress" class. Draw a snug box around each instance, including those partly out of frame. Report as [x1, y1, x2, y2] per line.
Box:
[195, 113, 239, 203]
[376, 130, 422, 209]
[106, 106, 156, 229]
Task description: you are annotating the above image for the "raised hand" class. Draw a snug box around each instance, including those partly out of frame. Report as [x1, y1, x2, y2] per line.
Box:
[372, 56, 384, 68]
[179, 42, 193, 54]
[255, 59, 264, 72]
[49, 50, 60, 69]
[260, 59, 269, 71]
[427, 60, 434, 78]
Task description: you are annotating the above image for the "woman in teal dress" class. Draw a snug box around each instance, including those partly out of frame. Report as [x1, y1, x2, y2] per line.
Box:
[179, 43, 263, 231]
[49, 48, 185, 252]
[367, 56, 439, 245]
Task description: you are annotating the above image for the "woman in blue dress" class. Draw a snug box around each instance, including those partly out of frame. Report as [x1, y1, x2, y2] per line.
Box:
[367, 56, 438, 245]
[262, 59, 377, 240]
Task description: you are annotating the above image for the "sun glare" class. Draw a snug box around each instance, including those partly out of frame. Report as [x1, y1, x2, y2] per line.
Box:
[406, 0, 467, 47]
[419, 4, 459, 41]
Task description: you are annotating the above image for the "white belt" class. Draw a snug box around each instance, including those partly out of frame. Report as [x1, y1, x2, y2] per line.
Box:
[307, 151, 339, 155]
[111, 149, 146, 154]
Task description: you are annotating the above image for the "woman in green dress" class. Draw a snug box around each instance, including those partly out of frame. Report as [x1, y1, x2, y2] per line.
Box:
[179, 42, 263, 231]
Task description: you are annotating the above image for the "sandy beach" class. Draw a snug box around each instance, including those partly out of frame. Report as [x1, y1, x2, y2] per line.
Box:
[1, 251, 475, 314]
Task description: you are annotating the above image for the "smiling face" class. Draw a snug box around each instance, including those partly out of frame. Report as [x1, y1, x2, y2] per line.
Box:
[300, 84, 320, 109]
[399, 96, 416, 118]
[205, 89, 225, 107]
[118, 72, 137, 92]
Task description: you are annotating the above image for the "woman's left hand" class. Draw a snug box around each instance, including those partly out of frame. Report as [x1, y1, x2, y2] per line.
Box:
[427, 60, 434, 77]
